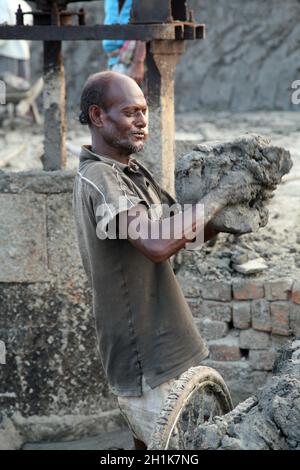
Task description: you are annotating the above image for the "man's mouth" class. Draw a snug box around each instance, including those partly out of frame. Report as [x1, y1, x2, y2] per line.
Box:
[131, 132, 145, 140]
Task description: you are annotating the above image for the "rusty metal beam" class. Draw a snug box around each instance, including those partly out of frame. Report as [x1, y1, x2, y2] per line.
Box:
[0, 23, 205, 41]
[0, 24, 177, 41]
[174, 23, 205, 40]
[146, 40, 185, 196]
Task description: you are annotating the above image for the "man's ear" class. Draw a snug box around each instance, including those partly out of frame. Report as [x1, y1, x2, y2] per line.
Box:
[89, 105, 104, 128]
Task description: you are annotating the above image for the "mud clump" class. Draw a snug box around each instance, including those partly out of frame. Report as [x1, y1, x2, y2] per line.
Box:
[175, 135, 292, 234]
[193, 339, 300, 450]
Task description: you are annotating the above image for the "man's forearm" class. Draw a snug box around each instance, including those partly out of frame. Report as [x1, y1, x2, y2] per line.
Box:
[145, 189, 227, 262]
[133, 41, 146, 63]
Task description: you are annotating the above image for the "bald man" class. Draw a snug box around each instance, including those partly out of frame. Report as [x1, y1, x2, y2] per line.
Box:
[73, 71, 255, 449]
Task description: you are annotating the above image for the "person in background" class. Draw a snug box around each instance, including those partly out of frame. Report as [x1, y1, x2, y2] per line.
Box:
[0, 0, 33, 82]
[102, 0, 146, 86]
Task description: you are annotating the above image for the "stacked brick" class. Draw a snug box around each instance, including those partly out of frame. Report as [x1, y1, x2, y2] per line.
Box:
[177, 272, 300, 403]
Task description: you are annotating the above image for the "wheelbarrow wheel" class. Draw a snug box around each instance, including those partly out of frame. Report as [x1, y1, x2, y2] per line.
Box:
[148, 366, 233, 450]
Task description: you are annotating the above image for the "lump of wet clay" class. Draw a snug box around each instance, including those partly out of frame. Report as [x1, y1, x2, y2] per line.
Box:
[175, 135, 292, 234]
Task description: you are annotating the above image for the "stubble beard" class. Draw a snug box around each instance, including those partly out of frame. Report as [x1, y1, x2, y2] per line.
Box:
[115, 138, 144, 154]
[103, 130, 144, 155]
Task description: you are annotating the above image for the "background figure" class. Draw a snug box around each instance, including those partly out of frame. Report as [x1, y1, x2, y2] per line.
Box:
[0, 0, 33, 82]
[102, 0, 146, 86]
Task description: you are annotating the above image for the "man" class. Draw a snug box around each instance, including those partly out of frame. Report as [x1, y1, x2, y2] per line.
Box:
[102, 0, 146, 85]
[73, 71, 255, 449]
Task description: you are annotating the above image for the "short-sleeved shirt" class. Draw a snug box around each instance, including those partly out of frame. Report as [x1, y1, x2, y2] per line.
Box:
[73, 145, 209, 397]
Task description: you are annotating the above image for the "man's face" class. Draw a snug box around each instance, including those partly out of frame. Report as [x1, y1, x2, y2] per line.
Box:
[99, 79, 148, 155]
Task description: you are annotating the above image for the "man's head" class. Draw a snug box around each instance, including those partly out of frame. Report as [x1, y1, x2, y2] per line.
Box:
[79, 71, 148, 155]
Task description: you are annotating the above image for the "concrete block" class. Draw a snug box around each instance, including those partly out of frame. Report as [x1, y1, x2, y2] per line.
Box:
[264, 278, 293, 301]
[176, 272, 201, 298]
[188, 300, 202, 318]
[233, 301, 251, 329]
[291, 281, 300, 305]
[196, 318, 229, 341]
[233, 257, 267, 275]
[201, 300, 232, 322]
[0, 193, 48, 282]
[270, 302, 291, 336]
[208, 335, 241, 361]
[233, 282, 264, 300]
[249, 350, 277, 371]
[240, 329, 271, 350]
[251, 299, 271, 332]
[199, 281, 232, 302]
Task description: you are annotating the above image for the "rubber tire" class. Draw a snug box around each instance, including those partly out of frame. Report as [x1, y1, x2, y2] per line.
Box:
[148, 366, 233, 450]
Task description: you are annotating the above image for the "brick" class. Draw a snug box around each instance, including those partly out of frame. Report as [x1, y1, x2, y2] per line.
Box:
[264, 278, 293, 300]
[233, 302, 251, 329]
[233, 282, 264, 300]
[188, 300, 202, 318]
[270, 302, 291, 336]
[251, 300, 271, 332]
[177, 272, 200, 298]
[199, 281, 232, 302]
[208, 335, 241, 361]
[196, 318, 229, 341]
[201, 300, 232, 322]
[290, 304, 300, 336]
[239, 329, 270, 350]
[249, 349, 277, 371]
[271, 334, 291, 351]
[291, 281, 300, 305]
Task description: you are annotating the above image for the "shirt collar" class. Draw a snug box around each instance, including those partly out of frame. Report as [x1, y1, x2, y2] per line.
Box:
[79, 145, 140, 172]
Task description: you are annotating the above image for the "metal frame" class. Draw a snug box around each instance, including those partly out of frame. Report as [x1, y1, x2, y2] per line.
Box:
[0, 24, 205, 41]
[0, 1, 205, 193]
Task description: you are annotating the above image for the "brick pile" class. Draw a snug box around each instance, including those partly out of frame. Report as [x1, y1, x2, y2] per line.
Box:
[177, 272, 300, 403]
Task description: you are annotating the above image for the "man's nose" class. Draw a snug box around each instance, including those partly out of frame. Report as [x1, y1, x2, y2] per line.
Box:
[134, 111, 147, 128]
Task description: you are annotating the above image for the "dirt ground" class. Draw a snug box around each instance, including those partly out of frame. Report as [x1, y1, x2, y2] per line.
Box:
[1, 110, 299, 281]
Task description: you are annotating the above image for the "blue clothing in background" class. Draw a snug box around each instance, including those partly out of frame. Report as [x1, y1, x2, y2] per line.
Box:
[102, 0, 132, 67]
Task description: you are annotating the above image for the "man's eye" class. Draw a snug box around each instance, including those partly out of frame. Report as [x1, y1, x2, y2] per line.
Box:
[124, 112, 134, 117]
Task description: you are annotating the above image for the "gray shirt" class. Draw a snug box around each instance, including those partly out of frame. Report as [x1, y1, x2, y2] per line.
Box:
[73, 145, 208, 397]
